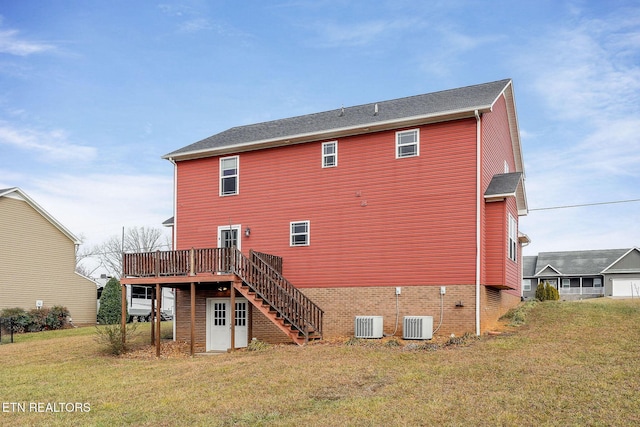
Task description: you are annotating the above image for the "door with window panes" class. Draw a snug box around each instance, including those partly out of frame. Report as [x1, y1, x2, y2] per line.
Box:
[206, 298, 248, 351]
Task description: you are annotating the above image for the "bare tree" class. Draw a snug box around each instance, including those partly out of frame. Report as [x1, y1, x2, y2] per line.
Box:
[87, 226, 170, 278]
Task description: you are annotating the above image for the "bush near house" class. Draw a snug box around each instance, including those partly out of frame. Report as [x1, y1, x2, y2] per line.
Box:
[535, 281, 560, 301]
[0, 306, 70, 333]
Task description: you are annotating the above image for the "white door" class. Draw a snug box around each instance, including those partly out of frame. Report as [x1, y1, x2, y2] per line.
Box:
[206, 298, 248, 351]
[611, 279, 640, 297]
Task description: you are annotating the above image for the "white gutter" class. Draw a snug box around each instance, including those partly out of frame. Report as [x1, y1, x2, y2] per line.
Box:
[475, 109, 481, 336]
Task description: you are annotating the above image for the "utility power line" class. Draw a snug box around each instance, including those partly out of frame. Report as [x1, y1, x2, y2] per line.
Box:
[529, 198, 640, 212]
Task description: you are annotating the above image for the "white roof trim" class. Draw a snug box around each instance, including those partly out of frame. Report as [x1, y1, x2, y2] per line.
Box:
[0, 187, 81, 245]
[534, 264, 562, 276]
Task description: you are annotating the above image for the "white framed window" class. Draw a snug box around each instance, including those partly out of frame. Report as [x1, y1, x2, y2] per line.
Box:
[594, 278, 602, 288]
[522, 280, 531, 292]
[220, 156, 239, 196]
[504, 160, 510, 173]
[290, 221, 310, 246]
[562, 278, 570, 288]
[508, 213, 517, 262]
[322, 141, 337, 168]
[396, 129, 419, 158]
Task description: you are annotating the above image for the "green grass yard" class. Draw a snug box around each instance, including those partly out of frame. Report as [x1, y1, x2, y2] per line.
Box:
[1, 298, 639, 426]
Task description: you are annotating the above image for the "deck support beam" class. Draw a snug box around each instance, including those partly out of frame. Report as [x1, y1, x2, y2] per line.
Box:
[190, 282, 195, 356]
[121, 284, 127, 346]
[155, 283, 161, 358]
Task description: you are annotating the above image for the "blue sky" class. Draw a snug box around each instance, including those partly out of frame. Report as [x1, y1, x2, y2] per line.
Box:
[1, 1, 639, 270]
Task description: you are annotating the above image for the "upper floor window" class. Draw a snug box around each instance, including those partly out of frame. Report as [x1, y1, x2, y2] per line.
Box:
[322, 141, 337, 168]
[290, 221, 310, 246]
[220, 156, 238, 196]
[396, 129, 419, 158]
[508, 214, 517, 262]
[504, 160, 510, 173]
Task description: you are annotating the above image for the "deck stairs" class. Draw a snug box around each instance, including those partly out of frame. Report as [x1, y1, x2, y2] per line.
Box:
[231, 250, 323, 346]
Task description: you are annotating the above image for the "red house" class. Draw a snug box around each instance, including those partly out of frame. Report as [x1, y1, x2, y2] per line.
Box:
[122, 79, 528, 354]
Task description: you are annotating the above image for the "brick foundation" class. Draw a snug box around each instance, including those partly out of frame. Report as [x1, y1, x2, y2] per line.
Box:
[175, 283, 519, 348]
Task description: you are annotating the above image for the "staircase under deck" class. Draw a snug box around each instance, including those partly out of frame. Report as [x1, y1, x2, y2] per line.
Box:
[121, 247, 323, 353]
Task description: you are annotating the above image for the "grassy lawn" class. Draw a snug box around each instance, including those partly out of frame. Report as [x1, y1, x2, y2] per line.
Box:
[1, 298, 639, 426]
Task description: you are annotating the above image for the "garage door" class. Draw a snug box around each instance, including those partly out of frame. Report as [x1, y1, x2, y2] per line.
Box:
[611, 279, 640, 297]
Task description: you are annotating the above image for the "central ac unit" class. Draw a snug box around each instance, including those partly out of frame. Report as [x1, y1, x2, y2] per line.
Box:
[354, 316, 383, 338]
[403, 316, 433, 340]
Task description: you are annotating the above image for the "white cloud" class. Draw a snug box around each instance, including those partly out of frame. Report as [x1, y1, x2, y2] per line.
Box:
[0, 123, 97, 163]
[26, 173, 173, 248]
[309, 19, 415, 48]
[0, 29, 54, 56]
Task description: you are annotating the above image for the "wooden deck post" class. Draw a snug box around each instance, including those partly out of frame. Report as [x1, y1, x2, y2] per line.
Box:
[121, 284, 127, 345]
[155, 283, 161, 358]
[230, 281, 237, 352]
[190, 282, 195, 356]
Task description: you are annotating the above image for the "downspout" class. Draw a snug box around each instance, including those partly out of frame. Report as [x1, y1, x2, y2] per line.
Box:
[168, 157, 178, 342]
[474, 110, 481, 336]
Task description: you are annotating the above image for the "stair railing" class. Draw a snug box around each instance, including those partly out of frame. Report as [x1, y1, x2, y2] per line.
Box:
[230, 248, 323, 342]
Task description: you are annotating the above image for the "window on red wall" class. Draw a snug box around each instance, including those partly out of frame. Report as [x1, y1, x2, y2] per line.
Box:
[508, 214, 517, 262]
[220, 156, 238, 196]
[322, 141, 337, 168]
[396, 129, 419, 158]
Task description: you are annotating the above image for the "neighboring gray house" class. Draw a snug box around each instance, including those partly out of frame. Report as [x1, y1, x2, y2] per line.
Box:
[523, 248, 640, 300]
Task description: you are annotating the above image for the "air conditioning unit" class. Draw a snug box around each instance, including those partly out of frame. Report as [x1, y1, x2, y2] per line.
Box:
[403, 316, 433, 340]
[354, 316, 383, 338]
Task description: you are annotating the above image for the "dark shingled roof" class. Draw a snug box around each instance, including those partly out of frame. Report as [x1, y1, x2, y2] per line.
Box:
[484, 172, 523, 198]
[527, 249, 630, 276]
[523, 256, 538, 277]
[164, 79, 512, 159]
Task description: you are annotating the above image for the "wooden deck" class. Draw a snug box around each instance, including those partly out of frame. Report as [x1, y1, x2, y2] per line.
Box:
[121, 247, 323, 352]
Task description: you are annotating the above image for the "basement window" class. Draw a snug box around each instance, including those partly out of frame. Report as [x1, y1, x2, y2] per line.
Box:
[290, 221, 310, 246]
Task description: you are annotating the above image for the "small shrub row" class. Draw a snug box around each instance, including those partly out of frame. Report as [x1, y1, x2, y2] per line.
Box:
[0, 306, 70, 333]
[535, 281, 560, 301]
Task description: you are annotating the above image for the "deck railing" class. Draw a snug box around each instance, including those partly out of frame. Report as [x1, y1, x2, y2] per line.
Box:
[559, 287, 604, 295]
[122, 247, 323, 341]
[123, 248, 234, 277]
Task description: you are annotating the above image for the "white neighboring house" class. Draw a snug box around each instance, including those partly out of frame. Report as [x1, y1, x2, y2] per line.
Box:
[96, 275, 174, 321]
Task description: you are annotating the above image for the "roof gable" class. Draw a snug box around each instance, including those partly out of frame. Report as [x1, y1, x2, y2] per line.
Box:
[165, 79, 514, 161]
[602, 247, 640, 273]
[0, 187, 80, 245]
[535, 264, 562, 276]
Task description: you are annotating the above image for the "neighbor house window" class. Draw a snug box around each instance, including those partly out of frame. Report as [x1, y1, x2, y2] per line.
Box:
[290, 221, 310, 246]
[131, 286, 151, 300]
[562, 278, 570, 288]
[594, 278, 602, 288]
[522, 280, 531, 292]
[220, 156, 239, 196]
[396, 129, 419, 158]
[508, 214, 517, 262]
[322, 141, 337, 168]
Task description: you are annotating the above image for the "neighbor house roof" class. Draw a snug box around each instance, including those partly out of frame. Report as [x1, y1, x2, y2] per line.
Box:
[164, 79, 522, 166]
[0, 187, 81, 245]
[524, 249, 632, 277]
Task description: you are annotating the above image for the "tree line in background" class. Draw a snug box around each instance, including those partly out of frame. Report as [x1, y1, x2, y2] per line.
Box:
[76, 226, 170, 278]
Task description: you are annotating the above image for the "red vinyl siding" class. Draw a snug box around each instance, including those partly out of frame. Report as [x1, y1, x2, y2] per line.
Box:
[175, 119, 478, 288]
[480, 94, 521, 292]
